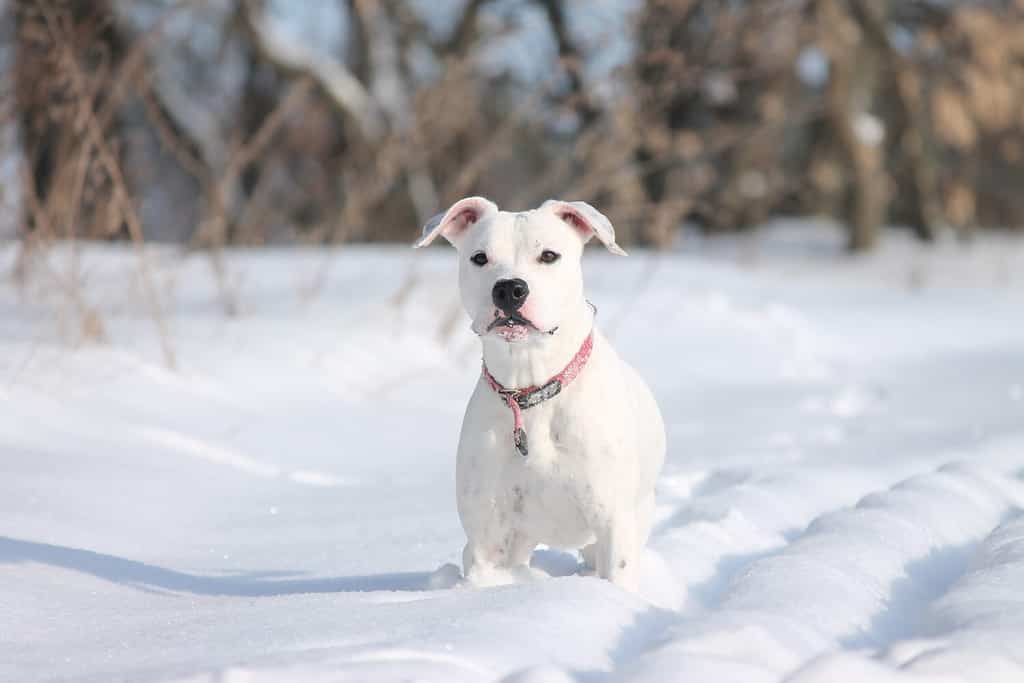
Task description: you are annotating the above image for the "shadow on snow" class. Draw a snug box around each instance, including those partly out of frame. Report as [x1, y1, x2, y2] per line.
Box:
[0, 535, 434, 596]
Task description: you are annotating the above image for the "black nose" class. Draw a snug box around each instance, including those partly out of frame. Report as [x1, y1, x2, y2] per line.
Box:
[492, 278, 530, 312]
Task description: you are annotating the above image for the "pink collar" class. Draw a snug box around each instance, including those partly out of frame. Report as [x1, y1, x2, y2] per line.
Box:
[481, 331, 594, 457]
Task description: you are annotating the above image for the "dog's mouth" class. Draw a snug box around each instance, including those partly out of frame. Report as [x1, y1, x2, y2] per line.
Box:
[484, 313, 558, 340]
[487, 313, 537, 333]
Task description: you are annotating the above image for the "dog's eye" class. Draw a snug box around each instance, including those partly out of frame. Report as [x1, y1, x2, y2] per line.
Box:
[538, 250, 561, 264]
[470, 251, 488, 267]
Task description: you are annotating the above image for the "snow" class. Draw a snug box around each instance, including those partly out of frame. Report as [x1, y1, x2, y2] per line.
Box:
[2, 224, 1024, 682]
[796, 47, 829, 88]
[854, 113, 886, 146]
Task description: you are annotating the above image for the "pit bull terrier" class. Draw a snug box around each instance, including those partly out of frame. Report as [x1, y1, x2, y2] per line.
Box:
[415, 197, 665, 592]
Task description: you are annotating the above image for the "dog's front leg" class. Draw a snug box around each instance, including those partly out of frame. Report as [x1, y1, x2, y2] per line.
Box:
[462, 540, 492, 581]
[462, 526, 536, 585]
[594, 515, 639, 592]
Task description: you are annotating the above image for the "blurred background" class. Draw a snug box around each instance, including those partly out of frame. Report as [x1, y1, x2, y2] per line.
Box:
[4, 0, 1024, 257]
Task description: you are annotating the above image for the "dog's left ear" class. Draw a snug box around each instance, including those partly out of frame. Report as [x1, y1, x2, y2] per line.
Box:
[541, 200, 627, 255]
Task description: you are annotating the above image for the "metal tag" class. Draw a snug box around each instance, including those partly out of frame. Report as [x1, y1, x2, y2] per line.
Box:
[514, 427, 529, 457]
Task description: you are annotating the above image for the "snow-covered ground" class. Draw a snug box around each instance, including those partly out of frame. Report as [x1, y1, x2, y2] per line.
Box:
[2, 225, 1023, 682]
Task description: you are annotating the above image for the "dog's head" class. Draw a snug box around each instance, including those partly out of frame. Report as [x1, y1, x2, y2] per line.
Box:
[414, 197, 626, 343]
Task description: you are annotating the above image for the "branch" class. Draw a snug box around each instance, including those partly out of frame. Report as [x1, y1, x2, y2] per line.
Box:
[852, 0, 941, 241]
[350, 1, 438, 222]
[438, 0, 491, 57]
[39, 3, 176, 367]
[101, 0, 209, 133]
[241, 0, 384, 141]
[535, 0, 599, 126]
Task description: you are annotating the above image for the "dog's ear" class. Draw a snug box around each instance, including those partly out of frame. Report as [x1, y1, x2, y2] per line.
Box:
[414, 196, 498, 249]
[541, 200, 627, 255]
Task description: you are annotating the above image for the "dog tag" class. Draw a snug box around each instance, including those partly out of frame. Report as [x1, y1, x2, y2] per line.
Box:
[514, 427, 529, 457]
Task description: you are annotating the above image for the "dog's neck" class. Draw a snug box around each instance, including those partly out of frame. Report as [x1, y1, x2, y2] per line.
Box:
[480, 300, 595, 389]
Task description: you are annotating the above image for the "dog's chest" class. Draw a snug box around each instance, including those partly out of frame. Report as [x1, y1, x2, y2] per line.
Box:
[458, 359, 622, 547]
[495, 403, 600, 545]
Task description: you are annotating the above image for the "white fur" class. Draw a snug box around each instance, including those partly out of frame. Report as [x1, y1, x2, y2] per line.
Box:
[415, 197, 665, 592]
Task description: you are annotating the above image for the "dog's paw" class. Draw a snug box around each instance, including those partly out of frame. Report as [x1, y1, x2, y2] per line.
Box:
[464, 563, 545, 587]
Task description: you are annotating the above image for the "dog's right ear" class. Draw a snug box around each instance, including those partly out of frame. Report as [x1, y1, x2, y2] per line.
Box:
[413, 196, 498, 249]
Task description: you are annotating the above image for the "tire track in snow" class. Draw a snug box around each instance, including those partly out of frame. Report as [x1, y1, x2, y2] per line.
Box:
[617, 464, 1024, 682]
[899, 511, 1024, 675]
[786, 511, 1024, 682]
[605, 463, 927, 676]
[646, 463, 910, 613]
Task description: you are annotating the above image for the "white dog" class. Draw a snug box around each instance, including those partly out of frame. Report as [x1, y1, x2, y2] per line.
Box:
[415, 197, 665, 592]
